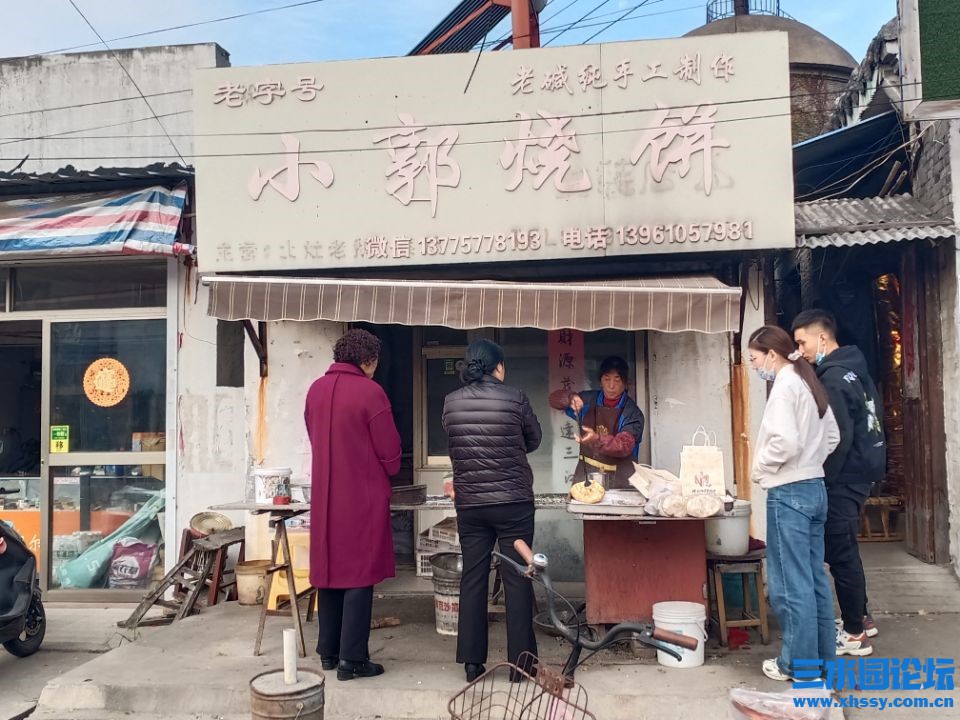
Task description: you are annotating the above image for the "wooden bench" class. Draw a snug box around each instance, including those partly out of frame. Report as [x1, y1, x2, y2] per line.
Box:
[859, 496, 904, 542]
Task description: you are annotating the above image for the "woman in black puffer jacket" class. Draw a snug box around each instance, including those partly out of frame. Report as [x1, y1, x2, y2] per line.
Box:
[442, 339, 542, 682]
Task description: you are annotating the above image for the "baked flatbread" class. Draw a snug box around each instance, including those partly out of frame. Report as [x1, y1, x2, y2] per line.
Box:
[570, 481, 605, 504]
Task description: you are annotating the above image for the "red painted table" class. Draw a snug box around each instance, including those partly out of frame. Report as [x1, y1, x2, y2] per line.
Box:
[577, 514, 708, 624]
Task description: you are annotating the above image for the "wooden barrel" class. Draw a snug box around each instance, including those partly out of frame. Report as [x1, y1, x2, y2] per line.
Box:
[250, 669, 325, 720]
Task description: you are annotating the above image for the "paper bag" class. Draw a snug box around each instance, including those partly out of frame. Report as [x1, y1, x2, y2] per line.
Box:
[679, 427, 725, 497]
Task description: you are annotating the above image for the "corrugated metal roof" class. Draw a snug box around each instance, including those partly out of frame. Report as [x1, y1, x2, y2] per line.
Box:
[795, 193, 955, 248]
[409, 0, 510, 55]
[0, 163, 193, 196]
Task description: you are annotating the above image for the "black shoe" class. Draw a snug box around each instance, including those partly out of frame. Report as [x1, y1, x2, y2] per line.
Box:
[337, 660, 384, 681]
[320, 656, 339, 671]
[465, 663, 486, 682]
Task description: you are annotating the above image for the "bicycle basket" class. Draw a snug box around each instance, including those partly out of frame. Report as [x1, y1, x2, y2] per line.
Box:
[448, 653, 595, 720]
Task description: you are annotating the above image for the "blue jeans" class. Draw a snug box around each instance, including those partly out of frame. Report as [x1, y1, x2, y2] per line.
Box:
[767, 479, 836, 675]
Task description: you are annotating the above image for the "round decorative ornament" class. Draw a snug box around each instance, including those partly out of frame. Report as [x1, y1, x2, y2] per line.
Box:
[83, 358, 130, 407]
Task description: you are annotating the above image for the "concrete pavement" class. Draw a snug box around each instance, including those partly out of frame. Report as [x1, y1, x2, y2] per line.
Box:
[26, 597, 850, 720]
[0, 606, 151, 720]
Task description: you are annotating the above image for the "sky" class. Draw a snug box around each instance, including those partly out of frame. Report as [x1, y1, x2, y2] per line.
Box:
[4, 0, 896, 67]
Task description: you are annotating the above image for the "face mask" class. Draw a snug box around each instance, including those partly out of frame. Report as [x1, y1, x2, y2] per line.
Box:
[815, 337, 826, 366]
[755, 355, 776, 382]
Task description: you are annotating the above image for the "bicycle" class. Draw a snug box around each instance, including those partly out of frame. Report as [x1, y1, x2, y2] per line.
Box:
[447, 539, 699, 720]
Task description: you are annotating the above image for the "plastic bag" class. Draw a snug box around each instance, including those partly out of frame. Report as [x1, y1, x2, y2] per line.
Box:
[58, 494, 164, 589]
[729, 688, 831, 720]
[685, 493, 724, 518]
[108, 537, 158, 589]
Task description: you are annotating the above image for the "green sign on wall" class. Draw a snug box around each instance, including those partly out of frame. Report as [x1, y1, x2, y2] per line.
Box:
[919, 0, 960, 104]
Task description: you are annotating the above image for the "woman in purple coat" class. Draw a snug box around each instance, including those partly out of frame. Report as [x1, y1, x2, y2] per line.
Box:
[304, 329, 401, 681]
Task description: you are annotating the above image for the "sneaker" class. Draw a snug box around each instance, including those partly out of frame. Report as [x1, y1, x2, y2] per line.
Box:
[837, 629, 874, 656]
[835, 615, 879, 638]
[762, 658, 794, 681]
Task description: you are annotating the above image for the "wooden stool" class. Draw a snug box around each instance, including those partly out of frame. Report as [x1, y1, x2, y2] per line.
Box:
[707, 549, 769, 646]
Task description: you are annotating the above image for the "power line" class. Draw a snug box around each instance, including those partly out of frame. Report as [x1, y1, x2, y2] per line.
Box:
[475, 0, 689, 50]
[0, 107, 800, 162]
[544, 0, 616, 47]
[1, 82, 931, 144]
[581, 0, 655, 44]
[0, 111, 192, 148]
[0, 90, 190, 120]
[27, 0, 330, 57]
[66, 0, 186, 165]
[0, 3, 701, 122]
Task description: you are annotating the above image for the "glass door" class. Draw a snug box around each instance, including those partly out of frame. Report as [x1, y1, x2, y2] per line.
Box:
[46, 318, 167, 595]
[0, 321, 43, 560]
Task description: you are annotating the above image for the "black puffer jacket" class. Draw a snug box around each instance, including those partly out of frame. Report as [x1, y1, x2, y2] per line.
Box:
[442, 375, 542, 509]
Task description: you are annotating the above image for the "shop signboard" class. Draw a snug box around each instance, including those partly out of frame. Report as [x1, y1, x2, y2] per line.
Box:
[194, 33, 794, 273]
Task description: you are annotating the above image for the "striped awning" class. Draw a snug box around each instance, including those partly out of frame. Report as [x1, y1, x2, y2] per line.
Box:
[0, 183, 190, 258]
[205, 276, 741, 334]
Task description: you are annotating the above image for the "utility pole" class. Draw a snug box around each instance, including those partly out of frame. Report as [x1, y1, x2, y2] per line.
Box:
[509, 0, 540, 49]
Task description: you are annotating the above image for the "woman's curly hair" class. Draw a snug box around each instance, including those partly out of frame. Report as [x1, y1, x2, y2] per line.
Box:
[333, 329, 382, 367]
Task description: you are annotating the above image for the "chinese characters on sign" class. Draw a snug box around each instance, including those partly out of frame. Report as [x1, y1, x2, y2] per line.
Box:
[195, 34, 795, 271]
[508, 54, 735, 95]
[793, 657, 955, 692]
[549, 329, 585, 487]
[501, 112, 592, 193]
[374, 114, 462, 218]
[213, 76, 324, 107]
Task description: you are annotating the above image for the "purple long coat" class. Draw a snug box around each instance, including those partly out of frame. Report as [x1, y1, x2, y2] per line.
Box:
[305, 362, 402, 589]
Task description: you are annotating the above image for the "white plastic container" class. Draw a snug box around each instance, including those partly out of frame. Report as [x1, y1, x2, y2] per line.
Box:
[253, 468, 293, 504]
[652, 601, 707, 668]
[704, 499, 751, 557]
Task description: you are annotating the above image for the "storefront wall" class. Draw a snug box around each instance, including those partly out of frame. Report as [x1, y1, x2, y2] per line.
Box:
[225, 306, 770, 580]
[173, 275, 250, 554]
[0, 258, 176, 599]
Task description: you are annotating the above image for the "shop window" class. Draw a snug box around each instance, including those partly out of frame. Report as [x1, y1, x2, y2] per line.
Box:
[0, 269, 7, 311]
[424, 356, 467, 461]
[50, 320, 166, 454]
[422, 327, 469, 347]
[12, 261, 166, 311]
[419, 328, 638, 489]
[216, 320, 245, 388]
[49, 464, 165, 590]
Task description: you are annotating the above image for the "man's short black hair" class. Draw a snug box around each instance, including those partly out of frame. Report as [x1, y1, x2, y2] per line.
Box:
[598, 356, 630, 382]
[792, 309, 838, 340]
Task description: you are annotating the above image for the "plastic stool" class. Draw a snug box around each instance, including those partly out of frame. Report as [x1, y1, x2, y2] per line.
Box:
[707, 549, 769, 646]
[266, 529, 316, 614]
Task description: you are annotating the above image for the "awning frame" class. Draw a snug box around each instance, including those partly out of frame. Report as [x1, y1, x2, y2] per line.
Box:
[204, 274, 741, 340]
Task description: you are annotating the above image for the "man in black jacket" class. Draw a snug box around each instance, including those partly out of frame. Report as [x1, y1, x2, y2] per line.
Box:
[793, 310, 886, 657]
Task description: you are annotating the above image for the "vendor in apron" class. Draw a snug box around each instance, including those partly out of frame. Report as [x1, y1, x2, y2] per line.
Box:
[548, 356, 645, 490]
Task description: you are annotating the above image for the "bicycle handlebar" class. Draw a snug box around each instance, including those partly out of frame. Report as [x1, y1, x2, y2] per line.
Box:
[493, 542, 700, 662]
[652, 627, 699, 651]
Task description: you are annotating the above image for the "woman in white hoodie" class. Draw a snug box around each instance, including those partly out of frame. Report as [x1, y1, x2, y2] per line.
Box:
[749, 325, 840, 682]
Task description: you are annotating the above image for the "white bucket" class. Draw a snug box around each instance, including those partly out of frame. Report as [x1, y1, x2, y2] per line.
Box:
[253, 468, 292, 504]
[652, 601, 707, 669]
[704, 500, 751, 557]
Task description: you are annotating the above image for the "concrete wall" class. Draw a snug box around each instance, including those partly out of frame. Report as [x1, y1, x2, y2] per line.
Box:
[0, 44, 229, 174]
[240, 320, 342, 559]
[174, 277, 249, 554]
[940, 120, 960, 575]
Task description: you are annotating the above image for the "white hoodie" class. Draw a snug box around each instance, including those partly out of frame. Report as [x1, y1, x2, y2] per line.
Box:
[752, 363, 840, 490]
